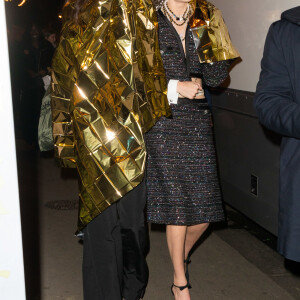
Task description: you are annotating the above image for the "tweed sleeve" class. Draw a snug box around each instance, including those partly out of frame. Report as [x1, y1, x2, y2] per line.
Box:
[201, 61, 230, 88]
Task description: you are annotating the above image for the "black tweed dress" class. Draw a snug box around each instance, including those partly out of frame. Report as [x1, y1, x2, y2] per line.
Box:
[146, 10, 228, 225]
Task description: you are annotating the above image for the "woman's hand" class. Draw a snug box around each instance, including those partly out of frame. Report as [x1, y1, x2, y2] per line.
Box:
[177, 81, 202, 99]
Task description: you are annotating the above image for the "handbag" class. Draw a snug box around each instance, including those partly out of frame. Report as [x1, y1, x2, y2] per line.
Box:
[38, 86, 54, 151]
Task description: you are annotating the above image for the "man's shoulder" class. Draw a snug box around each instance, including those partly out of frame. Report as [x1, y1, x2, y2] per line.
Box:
[281, 6, 300, 25]
[268, 6, 300, 35]
[268, 16, 299, 41]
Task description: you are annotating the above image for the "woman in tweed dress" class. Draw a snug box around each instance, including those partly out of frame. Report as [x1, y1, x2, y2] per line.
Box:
[146, 0, 230, 299]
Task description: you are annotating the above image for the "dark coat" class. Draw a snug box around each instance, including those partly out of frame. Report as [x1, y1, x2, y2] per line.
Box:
[254, 6, 300, 261]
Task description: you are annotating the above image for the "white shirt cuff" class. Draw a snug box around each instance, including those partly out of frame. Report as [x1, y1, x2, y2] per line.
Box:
[167, 80, 179, 104]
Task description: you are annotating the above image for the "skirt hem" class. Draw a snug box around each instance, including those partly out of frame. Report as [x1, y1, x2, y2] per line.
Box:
[147, 217, 225, 226]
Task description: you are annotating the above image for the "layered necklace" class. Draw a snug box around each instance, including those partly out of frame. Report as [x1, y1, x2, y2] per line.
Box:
[162, 0, 193, 27]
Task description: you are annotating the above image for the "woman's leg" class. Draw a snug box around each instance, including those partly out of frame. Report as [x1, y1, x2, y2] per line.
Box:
[184, 223, 210, 260]
[166, 225, 190, 300]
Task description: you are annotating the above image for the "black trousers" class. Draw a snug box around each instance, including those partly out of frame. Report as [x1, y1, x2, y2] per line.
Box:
[82, 180, 149, 300]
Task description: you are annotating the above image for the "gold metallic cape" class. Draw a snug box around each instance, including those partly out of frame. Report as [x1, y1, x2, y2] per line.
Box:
[51, 0, 171, 230]
[190, 0, 240, 63]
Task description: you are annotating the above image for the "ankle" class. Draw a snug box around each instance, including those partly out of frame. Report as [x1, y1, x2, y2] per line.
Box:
[171, 282, 191, 298]
[173, 275, 188, 286]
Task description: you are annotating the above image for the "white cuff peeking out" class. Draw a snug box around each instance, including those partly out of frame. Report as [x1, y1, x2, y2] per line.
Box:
[167, 79, 179, 104]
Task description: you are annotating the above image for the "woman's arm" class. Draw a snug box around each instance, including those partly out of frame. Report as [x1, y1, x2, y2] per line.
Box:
[201, 60, 230, 88]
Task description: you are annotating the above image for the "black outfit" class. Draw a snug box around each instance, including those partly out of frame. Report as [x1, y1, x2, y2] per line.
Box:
[82, 179, 148, 300]
[254, 6, 300, 262]
[146, 10, 228, 225]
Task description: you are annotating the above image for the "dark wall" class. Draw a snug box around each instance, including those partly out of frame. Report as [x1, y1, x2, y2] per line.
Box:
[212, 89, 281, 235]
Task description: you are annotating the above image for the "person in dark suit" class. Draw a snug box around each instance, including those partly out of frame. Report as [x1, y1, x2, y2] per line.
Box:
[254, 6, 300, 265]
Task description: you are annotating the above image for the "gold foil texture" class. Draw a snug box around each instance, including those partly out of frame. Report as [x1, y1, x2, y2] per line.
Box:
[51, 0, 171, 230]
[190, 0, 240, 63]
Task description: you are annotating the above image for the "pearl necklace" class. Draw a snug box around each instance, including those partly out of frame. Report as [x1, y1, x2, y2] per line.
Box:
[166, 1, 189, 21]
[162, 0, 192, 27]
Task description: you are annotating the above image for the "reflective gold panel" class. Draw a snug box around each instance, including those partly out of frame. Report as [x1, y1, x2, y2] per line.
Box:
[51, 0, 171, 231]
[190, 0, 240, 63]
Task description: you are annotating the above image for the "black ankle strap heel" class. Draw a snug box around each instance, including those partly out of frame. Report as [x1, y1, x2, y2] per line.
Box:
[171, 282, 192, 296]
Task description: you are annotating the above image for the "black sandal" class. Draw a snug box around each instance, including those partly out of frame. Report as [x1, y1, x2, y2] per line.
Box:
[171, 282, 192, 296]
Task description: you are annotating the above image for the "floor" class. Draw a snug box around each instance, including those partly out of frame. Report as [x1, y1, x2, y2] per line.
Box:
[16, 144, 300, 300]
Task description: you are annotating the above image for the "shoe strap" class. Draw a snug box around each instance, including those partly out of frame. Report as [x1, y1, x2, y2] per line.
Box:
[184, 257, 191, 264]
[172, 283, 192, 291]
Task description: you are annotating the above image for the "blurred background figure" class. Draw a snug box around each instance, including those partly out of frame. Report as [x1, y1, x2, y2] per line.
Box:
[21, 23, 54, 147]
[5, 0, 63, 149]
[43, 25, 58, 49]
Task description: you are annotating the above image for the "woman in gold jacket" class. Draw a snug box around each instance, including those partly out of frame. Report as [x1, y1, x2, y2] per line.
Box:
[51, 0, 170, 299]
